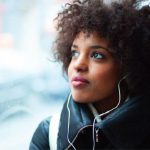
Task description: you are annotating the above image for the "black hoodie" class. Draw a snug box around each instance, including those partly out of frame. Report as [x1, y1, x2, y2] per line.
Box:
[29, 94, 150, 150]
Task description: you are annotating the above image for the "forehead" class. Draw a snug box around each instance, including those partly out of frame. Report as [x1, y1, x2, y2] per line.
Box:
[72, 31, 108, 47]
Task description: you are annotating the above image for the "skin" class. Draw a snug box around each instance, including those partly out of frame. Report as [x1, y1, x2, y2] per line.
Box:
[68, 32, 121, 113]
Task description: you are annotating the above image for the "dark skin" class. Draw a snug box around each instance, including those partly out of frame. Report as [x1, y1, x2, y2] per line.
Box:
[54, 0, 150, 97]
[68, 32, 120, 113]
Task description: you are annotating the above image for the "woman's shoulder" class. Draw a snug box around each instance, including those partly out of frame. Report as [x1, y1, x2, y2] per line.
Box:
[29, 117, 51, 150]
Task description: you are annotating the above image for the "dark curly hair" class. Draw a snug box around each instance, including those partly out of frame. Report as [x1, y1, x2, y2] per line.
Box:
[53, 0, 150, 96]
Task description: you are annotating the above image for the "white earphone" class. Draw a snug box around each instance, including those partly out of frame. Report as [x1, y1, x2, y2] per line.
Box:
[92, 74, 129, 150]
[66, 93, 77, 150]
[66, 74, 128, 150]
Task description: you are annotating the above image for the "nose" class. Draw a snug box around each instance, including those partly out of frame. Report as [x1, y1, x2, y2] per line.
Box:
[73, 54, 88, 72]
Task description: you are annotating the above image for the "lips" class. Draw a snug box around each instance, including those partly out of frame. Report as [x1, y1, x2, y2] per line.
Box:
[71, 76, 89, 87]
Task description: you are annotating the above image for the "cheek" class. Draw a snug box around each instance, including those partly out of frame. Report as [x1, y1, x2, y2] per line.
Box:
[67, 64, 72, 80]
[93, 65, 120, 86]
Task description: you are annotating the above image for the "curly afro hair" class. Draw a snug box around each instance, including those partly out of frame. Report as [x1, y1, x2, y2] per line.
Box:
[53, 0, 150, 96]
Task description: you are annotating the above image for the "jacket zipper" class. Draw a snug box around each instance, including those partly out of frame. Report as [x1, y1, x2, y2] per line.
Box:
[95, 129, 99, 142]
[65, 125, 93, 150]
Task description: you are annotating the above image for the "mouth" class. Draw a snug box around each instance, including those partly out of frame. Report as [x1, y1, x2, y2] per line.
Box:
[71, 76, 89, 87]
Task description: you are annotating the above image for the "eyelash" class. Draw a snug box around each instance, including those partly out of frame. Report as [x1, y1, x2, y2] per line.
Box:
[71, 50, 105, 60]
[91, 51, 105, 59]
[71, 50, 79, 58]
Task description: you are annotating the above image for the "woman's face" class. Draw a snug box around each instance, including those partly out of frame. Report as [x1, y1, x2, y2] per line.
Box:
[68, 32, 120, 111]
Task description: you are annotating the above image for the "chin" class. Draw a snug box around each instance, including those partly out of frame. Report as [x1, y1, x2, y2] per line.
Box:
[72, 94, 90, 103]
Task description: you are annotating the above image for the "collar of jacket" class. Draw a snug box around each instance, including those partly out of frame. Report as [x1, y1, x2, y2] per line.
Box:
[57, 97, 94, 149]
[57, 94, 150, 149]
[98, 94, 150, 148]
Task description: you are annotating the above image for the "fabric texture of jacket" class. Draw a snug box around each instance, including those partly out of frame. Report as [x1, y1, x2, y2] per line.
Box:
[29, 94, 150, 150]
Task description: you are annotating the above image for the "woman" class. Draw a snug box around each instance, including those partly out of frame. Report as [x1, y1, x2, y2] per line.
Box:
[29, 0, 150, 149]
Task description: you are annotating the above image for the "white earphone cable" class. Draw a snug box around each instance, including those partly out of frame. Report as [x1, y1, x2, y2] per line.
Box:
[66, 75, 128, 150]
[67, 92, 77, 150]
[92, 75, 128, 150]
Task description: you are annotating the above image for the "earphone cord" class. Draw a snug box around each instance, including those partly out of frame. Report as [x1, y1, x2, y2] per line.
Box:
[66, 75, 127, 150]
[67, 93, 77, 150]
[92, 76, 124, 150]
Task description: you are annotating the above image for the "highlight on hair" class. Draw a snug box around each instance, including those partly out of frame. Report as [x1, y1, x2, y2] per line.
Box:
[52, 0, 150, 96]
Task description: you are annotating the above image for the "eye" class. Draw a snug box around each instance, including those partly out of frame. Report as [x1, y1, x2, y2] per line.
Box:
[71, 50, 79, 58]
[91, 51, 105, 59]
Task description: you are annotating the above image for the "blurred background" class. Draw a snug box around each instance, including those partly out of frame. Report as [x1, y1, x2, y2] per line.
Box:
[0, 0, 70, 149]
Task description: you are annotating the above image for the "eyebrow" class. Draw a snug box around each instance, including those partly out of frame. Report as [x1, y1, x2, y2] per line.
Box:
[71, 44, 108, 51]
[89, 45, 108, 51]
[71, 44, 78, 49]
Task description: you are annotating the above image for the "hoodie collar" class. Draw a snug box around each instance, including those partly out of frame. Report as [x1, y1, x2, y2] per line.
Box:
[57, 97, 94, 150]
[58, 95, 150, 149]
[97, 95, 150, 148]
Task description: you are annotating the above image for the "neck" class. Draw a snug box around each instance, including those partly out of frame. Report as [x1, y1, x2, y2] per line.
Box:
[94, 93, 119, 114]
